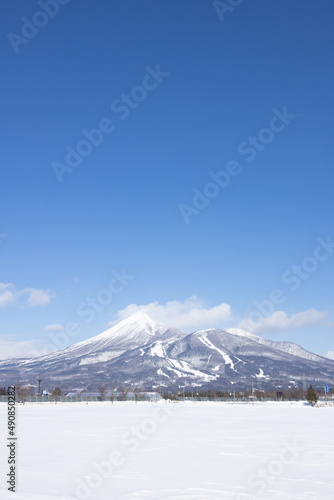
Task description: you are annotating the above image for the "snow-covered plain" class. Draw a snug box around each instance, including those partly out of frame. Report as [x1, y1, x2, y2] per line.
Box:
[1, 401, 334, 499]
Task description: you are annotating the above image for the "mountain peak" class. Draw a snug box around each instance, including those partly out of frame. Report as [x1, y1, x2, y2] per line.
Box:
[93, 312, 166, 347]
[114, 312, 157, 328]
[227, 327, 262, 341]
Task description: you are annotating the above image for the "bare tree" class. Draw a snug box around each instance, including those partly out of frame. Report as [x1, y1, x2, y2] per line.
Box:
[117, 386, 132, 401]
[51, 387, 62, 396]
[78, 389, 87, 402]
[17, 386, 29, 404]
[51, 386, 62, 405]
[133, 387, 142, 403]
[109, 385, 117, 404]
[97, 385, 107, 401]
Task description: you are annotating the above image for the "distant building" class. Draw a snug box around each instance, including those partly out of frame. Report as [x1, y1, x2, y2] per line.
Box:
[65, 390, 162, 401]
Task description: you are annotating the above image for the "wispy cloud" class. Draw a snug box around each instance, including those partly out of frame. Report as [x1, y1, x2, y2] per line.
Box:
[324, 351, 334, 360]
[0, 282, 54, 308]
[0, 337, 55, 360]
[237, 309, 328, 334]
[109, 296, 231, 332]
[0, 285, 15, 308]
[44, 324, 64, 331]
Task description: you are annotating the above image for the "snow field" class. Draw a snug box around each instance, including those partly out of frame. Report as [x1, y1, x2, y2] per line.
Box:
[0, 401, 334, 499]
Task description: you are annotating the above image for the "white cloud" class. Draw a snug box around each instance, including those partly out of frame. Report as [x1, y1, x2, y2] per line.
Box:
[22, 288, 54, 307]
[324, 351, 334, 360]
[237, 309, 328, 334]
[109, 296, 231, 332]
[0, 289, 15, 308]
[44, 324, 64, 331]
[0, 338, 56, 360]
[0, 282, 54, 308]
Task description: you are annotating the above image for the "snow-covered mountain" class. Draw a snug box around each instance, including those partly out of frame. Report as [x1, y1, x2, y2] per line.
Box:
[1, 313, 334, 392]
[227, 328, 326, 362]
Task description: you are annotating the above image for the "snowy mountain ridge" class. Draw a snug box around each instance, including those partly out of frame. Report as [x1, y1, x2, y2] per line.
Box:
[227, 327, 326, 363]
[1, 313, 334, 392]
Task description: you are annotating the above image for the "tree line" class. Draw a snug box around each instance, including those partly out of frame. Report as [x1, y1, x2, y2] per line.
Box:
[0, 384, 327, 405]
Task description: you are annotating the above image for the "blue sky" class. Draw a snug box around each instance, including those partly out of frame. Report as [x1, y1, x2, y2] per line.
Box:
[1, 0, 334, 358]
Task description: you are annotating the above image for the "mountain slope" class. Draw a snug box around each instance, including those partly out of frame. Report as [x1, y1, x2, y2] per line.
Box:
[1, 314, 334, 392]
[227, 328, 327, 362]
[0, 313, 184, 375]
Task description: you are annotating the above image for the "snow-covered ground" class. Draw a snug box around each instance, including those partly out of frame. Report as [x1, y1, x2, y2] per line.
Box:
[1, 401, 334, 499]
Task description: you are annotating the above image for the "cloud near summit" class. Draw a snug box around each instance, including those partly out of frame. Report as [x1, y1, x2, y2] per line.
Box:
[110, 298, 330, 337]
[109, 296, 231, 332]
[237, 309, 328, 334]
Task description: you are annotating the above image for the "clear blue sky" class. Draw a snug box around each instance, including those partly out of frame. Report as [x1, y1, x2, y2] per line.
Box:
[1, 0, 334, 358]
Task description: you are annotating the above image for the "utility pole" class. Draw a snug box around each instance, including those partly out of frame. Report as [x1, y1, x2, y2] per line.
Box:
[36, 377, 42, 396]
